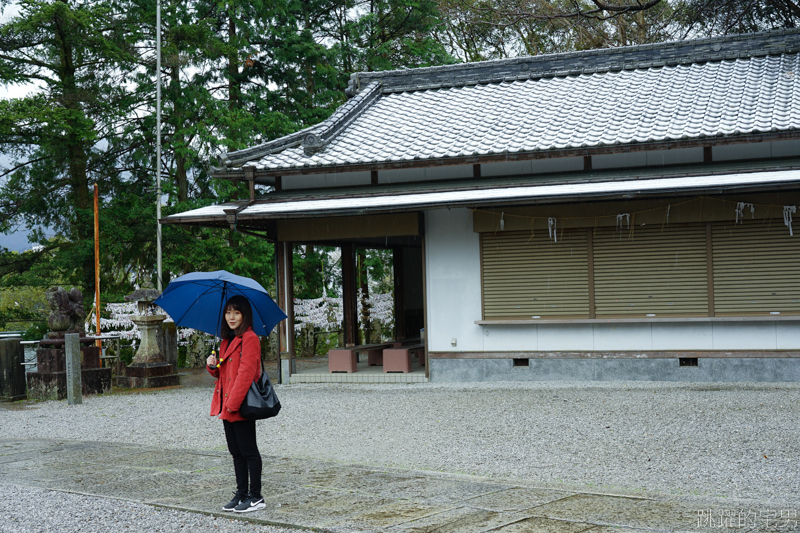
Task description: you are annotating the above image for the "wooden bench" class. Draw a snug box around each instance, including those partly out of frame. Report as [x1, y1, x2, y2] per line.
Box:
[328, 343, 392, 373]
[383, 343, 425, 373]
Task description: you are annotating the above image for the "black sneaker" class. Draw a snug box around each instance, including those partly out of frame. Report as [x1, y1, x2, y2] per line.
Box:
[234, 493, 266, 513]
[222, 491, 245, 511]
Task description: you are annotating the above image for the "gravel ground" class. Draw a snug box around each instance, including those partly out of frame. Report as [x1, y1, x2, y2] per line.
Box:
[0, 485, 313, 533]
[2, 376, 798, 512]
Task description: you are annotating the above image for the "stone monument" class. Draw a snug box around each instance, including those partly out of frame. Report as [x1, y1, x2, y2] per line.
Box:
[26, 287, 112, 400]
[116, 287, 180, 388]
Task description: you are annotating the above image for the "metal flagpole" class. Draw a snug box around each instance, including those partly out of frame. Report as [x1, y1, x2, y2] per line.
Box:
[156, 0, 163, 291]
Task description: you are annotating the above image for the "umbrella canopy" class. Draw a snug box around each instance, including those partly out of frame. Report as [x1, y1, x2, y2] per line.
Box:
[153, 270, 287, 337]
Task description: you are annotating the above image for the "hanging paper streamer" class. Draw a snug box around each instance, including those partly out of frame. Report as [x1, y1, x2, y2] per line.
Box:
[548, 217, 557, 242]
[499, 212, 505, 231]
[735, 202, 754, 223]
[784, 206, 796, 236]
[665, 204, 670, 225]
[616, 213, 630, 239]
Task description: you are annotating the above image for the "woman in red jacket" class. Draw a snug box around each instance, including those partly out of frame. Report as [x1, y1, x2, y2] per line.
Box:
[206, 295, 266, 513]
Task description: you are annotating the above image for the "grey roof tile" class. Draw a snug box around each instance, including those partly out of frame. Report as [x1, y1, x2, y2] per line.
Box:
[219, 31, 800, 174]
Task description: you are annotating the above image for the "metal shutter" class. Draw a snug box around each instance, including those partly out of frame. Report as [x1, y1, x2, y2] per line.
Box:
[712, 221, 800, 315]
[481, 230, 589, 318]
[593, 224, 709, 317]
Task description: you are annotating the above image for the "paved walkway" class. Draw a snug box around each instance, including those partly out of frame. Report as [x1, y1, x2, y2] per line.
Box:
[1, 438, 795, 532]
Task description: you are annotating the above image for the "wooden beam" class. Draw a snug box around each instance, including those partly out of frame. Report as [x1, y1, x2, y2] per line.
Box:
[420, 232, 429, 379]
[584, 155, 592, 171]
[276, 242, 287, 355]
[473, 164, 481, 178]
[704, 146, 713, 163]
[287, 242, 295, 370]
[393, 247, 405, 339]
[371, 170, 378, 185]
[341, 243, 357, 346]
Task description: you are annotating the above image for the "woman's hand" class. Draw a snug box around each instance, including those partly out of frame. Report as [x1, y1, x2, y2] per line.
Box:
[206, 353, 218, 367]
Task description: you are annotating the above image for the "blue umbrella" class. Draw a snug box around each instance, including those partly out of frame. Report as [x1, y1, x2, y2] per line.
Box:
[153, 270, 287, 337]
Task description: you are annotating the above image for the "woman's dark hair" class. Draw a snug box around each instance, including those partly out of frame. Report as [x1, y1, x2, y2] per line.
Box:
[220, 295, 253, 338]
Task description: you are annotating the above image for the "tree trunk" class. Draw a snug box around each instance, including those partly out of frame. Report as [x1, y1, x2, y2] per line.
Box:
[55, 7, 93, 292]
[171, 65, 189, 202]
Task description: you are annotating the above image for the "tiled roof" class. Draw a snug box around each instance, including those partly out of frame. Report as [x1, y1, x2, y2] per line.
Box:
[218, 30, 800, 176]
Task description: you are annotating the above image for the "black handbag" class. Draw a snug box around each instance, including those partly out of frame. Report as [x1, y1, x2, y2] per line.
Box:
[239, 350, 281, 420]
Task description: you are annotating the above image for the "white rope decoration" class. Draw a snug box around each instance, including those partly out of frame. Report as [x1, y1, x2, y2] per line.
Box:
[735, 202, 754, 223]
[784, 206, 796, 236]
[616, 213, 630, 233]
[548, 217, 557, 242]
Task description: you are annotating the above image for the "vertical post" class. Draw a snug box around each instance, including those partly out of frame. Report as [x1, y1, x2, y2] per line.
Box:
[393, 248, 405, 339]
[420, 233, 429, 378]
[341, 243, 357, 346]
[94, 184, 101, 348]
[286, 242, 295, 376]
[273, 242, 281, 384]
[65, 333, 82, 406]
[155, 0, 163, 291]
[276, 241, 287, 355]
[0, 338, 26, 402]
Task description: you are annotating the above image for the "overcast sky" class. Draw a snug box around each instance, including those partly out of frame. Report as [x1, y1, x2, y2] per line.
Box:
[0, 3, 48, 251]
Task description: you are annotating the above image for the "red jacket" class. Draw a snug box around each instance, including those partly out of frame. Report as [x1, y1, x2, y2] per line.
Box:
[207, 327, 261, 422]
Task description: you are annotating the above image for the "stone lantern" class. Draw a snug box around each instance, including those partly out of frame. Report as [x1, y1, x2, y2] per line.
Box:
[116, 288, 180, 388]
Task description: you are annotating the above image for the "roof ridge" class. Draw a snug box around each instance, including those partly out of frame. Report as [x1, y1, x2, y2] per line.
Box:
[347, 28, 800, 95]
[222, 124, 319, 167]
[221, 81, 382, 167]
[301, 81, 382, 155]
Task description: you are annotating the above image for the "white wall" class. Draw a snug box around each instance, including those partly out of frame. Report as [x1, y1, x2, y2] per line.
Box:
[424, 208, 484, 352]
[478, 321, 799, 351]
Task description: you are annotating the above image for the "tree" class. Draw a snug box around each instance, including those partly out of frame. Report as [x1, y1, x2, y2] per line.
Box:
[435, 0, 800, 59]
[0, 0, 143, 297]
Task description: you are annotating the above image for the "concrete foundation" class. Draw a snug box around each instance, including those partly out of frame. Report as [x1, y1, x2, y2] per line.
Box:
[117, 362, 180, 389]
[26, 368, 112, 400]
[429, 357, 800, 382]
[27, 337, 111, 401]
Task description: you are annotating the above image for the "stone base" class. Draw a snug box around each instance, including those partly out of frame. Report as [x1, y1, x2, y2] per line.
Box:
[26, 368, 112, 401]
[117, 362, 179, 389]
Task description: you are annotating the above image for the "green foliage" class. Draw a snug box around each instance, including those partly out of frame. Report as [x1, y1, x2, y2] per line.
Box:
[119, 345, 134, 365]
[23, 322, 48, 341]
[0, 284, 47, 332]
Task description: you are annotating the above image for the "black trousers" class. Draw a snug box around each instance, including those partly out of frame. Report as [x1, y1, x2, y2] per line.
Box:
[223, 419, 262, 496]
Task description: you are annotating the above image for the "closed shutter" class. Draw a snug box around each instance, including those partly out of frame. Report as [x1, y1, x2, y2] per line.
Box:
[593, 224, 709, 317]
[712, 221, 800, 315]
[481, 230, 589, 319]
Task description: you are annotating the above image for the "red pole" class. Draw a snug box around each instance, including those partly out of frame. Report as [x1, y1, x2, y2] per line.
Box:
[94, 184, 101, 348]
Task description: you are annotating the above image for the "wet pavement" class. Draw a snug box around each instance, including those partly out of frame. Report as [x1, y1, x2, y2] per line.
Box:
[1, 438, 796, 532]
